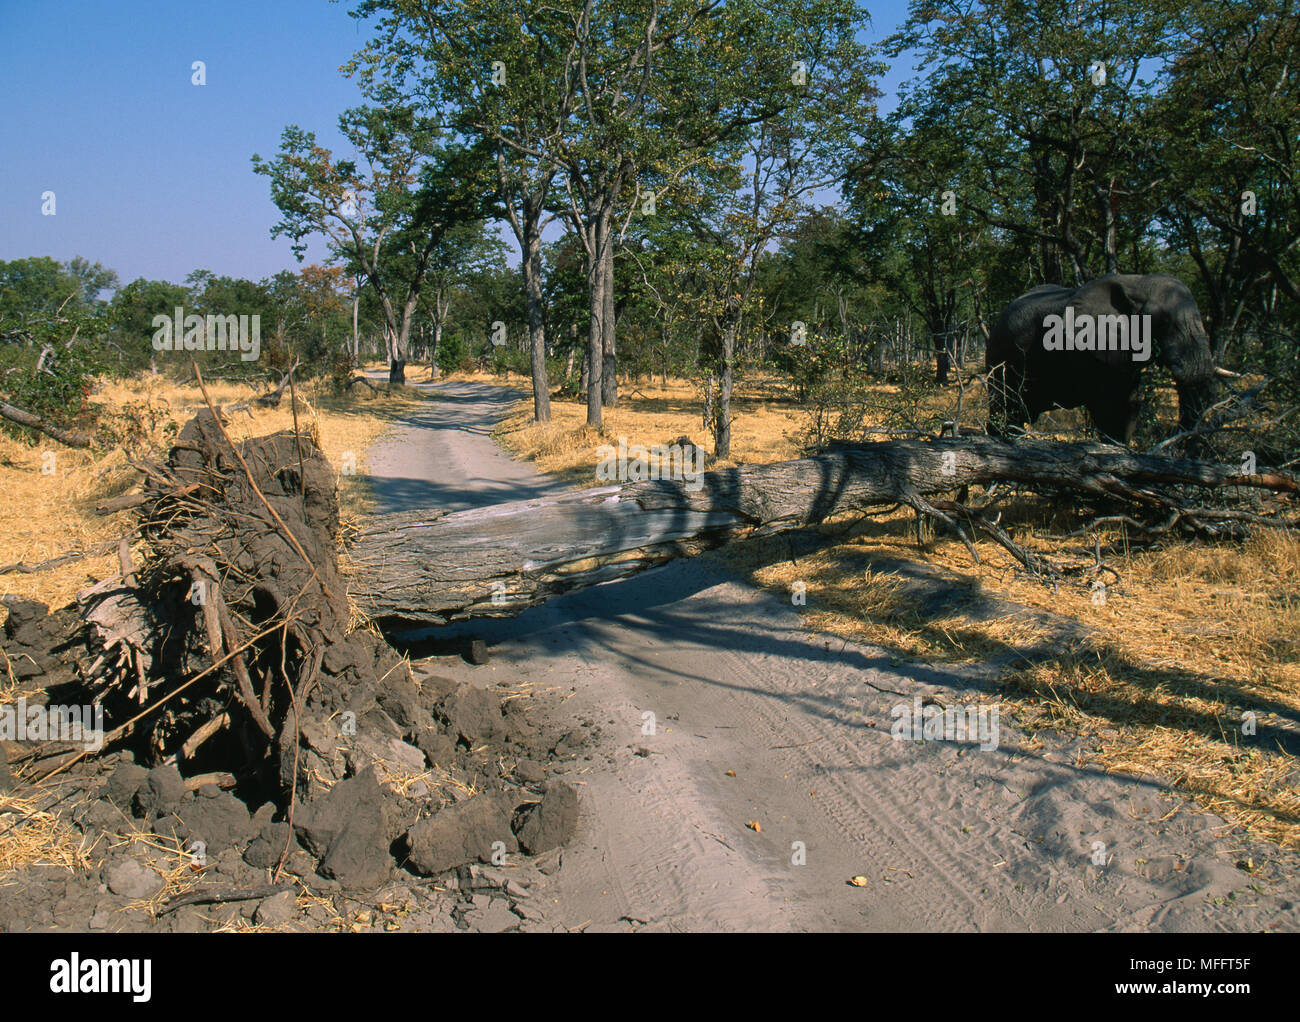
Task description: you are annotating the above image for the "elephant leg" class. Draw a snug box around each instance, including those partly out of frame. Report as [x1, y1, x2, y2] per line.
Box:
[1005, 379, 1031, 434]
[1175, 377, 1217, 456]
[1089, 392, 1137, 445]
[1125, 389, 1144, 444]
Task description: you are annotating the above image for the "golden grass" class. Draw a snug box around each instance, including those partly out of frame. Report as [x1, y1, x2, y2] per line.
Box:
[0, 790, 98, 876]
[996, 529, 1300, 847]
[104, 828, 206, 918]
[493, 377, 803, 487]
[98, 827, 307, 929]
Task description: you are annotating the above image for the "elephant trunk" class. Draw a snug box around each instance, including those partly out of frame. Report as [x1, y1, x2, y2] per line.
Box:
[1176, 376, 1217, 434]
[1165, 311, 1219, 442]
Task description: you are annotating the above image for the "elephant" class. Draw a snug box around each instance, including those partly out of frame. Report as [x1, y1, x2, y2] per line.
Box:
[985, 273, 1221, 447]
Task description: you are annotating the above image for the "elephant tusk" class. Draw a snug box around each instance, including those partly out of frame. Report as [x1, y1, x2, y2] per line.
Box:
[1214, 366, 1241, 379]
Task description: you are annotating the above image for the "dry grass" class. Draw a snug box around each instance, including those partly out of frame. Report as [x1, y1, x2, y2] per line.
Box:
[104, 828, 208, 918]
[0, 790, 98, 876]
[492, 376, 802, 487]
[98, 827, 306, 929]
[995, 529, 1300, 847]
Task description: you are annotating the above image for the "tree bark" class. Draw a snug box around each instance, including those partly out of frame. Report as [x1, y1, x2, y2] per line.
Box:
[714, 320, 735, 459]
[344, 437, 1297, 627]
[934, 327, 952, 385]
[432, 312, 443, 377]
[0, 398, 94, 448]
[585, 206, 609, 428]
[497, 149, 554, 422]
[601, 242, 617, 408]
[524, 220, 550, 423]
[351, 280, 360, 362]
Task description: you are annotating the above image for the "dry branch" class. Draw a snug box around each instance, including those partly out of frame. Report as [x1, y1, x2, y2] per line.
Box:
[159, 882, 292, 915]
[224, 359, 302, 412]
[0, 398, 93, 448]
[96, 483, 202, 516]
[0, 540, 122, 576]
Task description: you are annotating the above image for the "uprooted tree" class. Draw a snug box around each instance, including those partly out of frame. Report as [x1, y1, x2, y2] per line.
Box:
[3, 404, 582, 889]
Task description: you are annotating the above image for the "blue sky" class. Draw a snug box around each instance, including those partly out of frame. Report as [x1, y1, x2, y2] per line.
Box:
[0, 0, 914, 287]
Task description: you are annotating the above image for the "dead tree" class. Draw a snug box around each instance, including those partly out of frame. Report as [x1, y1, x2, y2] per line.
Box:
[345, 437, 1297, 627]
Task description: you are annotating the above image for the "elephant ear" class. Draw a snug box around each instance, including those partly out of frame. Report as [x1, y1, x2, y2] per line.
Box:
[1066, 274, 1148, 318]
[1064, 275, 1151, 368]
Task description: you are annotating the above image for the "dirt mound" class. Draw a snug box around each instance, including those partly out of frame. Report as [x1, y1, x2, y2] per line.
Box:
[0, 410, 580, 931]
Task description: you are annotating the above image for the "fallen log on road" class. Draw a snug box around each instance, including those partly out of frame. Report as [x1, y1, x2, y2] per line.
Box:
[344, 436, 1297, 627]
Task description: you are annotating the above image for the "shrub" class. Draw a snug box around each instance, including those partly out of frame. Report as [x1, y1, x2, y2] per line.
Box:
[326, 351, 357, 394]
[435, 335, 464, 375]
[0, 342, 105, 442]
[489, 345, 530, 377]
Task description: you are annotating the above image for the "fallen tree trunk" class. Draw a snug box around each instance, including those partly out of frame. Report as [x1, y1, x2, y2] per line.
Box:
[345, 436, 1297, 627]
[0, 398, 93, 448]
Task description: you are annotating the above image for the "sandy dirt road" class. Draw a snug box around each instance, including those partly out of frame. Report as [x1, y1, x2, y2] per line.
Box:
[363, 379, 1299, 932]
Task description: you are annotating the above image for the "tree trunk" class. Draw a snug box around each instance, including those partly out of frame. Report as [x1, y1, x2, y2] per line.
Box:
[585, 209, 609, 428]
[0, 399, 93, 448]
[601, 242, 617, 408]
[714, 320, 736, 459]
[389, 294, 420, 387]
[525, 224, 550, 423]
[351, 283, 360, 362]
[934, 324, 953, 385]
[344, 436, 1296, 628]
